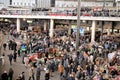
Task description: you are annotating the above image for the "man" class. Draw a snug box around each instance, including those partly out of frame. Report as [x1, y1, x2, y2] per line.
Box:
[8, 53, 13, 65]
[36, 66, 41, 80]
[1, 71, 8, 80]
[13, 51, 17, 62]
[3, 43, 7, 50]
[75, 65, 83, 80]
[28, 66, 35, 80]
[8, 68, 14, 80]
[67, 72, 75, 80]
[18, 49, 21, 57]
[8, 40, 12, 50]
[19, 72, 25, 80]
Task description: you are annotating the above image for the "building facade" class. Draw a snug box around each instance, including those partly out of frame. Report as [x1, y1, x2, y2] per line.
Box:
[10, 0, 55, 8]
[55, 0, 114, 8]
[0, 0, 10, 9]
[12, 0, 36, 8]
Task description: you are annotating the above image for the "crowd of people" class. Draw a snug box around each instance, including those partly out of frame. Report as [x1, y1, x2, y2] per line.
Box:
[0, 25, 120, 80]
[1, 6, 120, 17]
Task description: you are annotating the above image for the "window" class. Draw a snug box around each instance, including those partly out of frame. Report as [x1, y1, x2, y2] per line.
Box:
[28, 3, 30, 6]
[14, 2, 15, 5]
[32, 3, 35, 6]
[24, 3, 26, 6]
[21, 2, 22, 5]
[10, 0, 12, 5]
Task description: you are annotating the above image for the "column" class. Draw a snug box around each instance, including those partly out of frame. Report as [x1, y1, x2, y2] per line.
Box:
[100, 21, 103, 41]
[107, 26, 111, 35]
[44, 20, 47, 31]
[17, 18, 20, 33]
[91, 20, 96, 42]
[68, 22, 71, 35]
[107, 22, 111, 35]
[49, 19, 54, 38]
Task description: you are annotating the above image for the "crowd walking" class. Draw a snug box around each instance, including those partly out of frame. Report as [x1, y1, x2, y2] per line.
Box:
[0, 26, 120, 80]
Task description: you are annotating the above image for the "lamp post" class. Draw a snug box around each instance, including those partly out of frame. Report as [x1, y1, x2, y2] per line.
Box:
[76, 0, 81, 51]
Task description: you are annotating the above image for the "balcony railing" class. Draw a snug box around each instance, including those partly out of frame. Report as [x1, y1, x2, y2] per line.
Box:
[0, 10, 120, 17]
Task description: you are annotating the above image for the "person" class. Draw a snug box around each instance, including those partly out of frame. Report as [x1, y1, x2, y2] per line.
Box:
[36, 66, 41, 80]
[13, 51, 17, 62]
[24, 57, 29, 68]
[8, 40, 12, 50]
[8, 53, 13, 65]
[13, 42, 17, 52]
[75, 65, 82, 80]
[58, 63, 65, 80]
[45, 69, 50, 80]
[28, 66, 35, 80]
[1, 52, 5, 65]
[18, 49, 21, 57]
[67, 72, 75, 80]
[1, 71, 8, 80]
[19, 72, 25, 80]
[8, 68, 14, 80]
[3, 43, 7, 50]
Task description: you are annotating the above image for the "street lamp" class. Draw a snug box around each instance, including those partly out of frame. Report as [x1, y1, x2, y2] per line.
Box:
[76, 0, 81, 51]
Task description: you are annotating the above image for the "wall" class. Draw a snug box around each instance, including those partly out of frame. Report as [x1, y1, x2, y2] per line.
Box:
[37, 0, 51, 8]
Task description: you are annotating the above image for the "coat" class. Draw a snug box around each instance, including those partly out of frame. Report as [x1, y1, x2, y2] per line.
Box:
[1, 73, 8, 80]
[58, 65, 64, 73]
[8, 54, 13, 61]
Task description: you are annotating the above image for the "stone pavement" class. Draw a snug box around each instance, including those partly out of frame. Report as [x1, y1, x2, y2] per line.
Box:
[0, 34, 59, 80]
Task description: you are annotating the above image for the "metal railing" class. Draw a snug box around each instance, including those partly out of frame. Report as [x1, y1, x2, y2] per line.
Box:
[0, 10, 120, 17]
